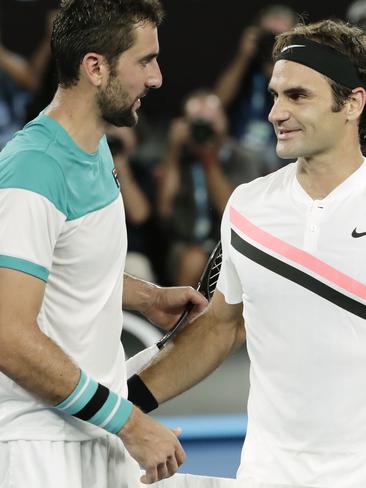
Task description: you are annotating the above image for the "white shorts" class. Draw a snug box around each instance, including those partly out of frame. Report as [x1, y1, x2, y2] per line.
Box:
[0, 435, 141, 488]
[151, 474, 238, 487]
[152, 474, 310, 488]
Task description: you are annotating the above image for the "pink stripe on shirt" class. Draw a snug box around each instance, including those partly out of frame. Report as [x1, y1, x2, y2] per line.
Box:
[230, 206, 366, 301]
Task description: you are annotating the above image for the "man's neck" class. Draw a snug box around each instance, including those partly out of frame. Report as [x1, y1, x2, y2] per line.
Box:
[296, 146, 364, 200]
[45, 86, 106, 153]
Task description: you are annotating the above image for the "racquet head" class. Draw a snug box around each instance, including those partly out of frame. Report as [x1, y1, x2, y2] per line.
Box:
[196, 241, 222, 299]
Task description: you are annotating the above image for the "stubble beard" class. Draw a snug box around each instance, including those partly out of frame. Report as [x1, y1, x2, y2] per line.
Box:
[97, 75, 138, 128]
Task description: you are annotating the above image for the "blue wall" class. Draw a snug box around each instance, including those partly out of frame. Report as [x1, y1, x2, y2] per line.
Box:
[157, 414, 247, 478]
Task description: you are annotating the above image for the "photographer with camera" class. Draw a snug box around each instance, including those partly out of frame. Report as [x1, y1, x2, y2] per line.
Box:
[158, 89, 260, 287]
[214, 5, 297, 174]
[106, 126, 158, 283]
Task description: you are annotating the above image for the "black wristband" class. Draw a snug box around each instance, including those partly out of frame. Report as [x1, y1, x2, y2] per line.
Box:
[127, 374, 159, 413]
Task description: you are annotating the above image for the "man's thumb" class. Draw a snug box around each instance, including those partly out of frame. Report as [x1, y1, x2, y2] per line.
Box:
[171, 426, 182, 437]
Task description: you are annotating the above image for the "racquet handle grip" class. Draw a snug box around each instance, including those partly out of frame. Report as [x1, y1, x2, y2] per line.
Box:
[126, 344, 159, 378]
[157, 302, 194, 349]
[126, 302, 195, 377]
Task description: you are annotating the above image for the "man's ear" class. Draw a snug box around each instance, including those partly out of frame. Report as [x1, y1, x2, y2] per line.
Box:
[346, 87, 366, 122]
[80, 52, 109, 87]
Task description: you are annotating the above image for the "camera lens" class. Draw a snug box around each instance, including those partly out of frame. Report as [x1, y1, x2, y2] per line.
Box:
[190, 119, 215, 144]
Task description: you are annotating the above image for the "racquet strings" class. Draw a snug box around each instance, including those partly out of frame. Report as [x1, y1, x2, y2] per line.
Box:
[157, 242, 222, 349]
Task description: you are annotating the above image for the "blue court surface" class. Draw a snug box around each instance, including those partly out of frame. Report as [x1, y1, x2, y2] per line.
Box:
[156, 414, 247, 478]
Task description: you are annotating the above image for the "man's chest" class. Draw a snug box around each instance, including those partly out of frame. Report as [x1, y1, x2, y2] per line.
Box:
[52, 197, 127, 280]
[229, 195, 366, 314]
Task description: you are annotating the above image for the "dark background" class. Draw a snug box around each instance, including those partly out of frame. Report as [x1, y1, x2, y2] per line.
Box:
[0, 0, 353, 116]
[150, 0, 351, 116]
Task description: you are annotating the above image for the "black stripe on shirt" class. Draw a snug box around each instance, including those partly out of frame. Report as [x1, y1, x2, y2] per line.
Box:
[231, 229, 366, 320]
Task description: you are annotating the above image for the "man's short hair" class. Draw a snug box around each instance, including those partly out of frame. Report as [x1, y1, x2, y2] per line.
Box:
[51, 0, 164, 88]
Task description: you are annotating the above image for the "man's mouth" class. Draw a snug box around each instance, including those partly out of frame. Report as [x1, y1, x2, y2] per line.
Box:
[133, 90, 149, 110]
[277, 128, 301, 140]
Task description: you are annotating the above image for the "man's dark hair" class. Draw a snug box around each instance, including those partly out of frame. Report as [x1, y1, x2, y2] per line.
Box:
[273, 19, 366, 153]
[51, 0, 164, 88]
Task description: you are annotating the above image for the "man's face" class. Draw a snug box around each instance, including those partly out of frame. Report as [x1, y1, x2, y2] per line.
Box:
[268, 60, 347, 160]
[185, 95, 227, 135]
[97, 21, 162, 127]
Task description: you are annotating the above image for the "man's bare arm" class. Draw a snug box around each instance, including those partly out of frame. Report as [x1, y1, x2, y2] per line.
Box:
[214, 26, 260, 107]
[0, 268, 79, 402]
[122, 273, 208, 330]
[0, 268, 185, 484]
[138, 290, 245, 404]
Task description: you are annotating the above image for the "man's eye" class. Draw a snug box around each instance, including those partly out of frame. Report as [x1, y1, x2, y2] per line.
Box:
[290, 93, 305, 100]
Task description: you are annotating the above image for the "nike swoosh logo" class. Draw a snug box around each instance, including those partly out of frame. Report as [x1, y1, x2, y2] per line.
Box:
[281, 44, 306, 53]
[352, 228, 366, 238]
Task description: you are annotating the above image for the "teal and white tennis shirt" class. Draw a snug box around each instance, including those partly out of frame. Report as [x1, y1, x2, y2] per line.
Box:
[0, 114, 128, 440]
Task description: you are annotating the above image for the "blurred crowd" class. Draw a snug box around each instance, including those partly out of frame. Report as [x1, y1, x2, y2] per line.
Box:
[1, 0, 365, 287]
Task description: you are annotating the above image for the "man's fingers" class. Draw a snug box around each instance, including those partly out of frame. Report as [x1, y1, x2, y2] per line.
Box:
[166, 454, 179, 475]
[186, 289, 208, 322]
[171, 426, 182, 437]
[175, 444, 186, 466]
[189, 288, 208, 307]
[157, 462, 170, 480]
[141, 451, 182, 484]
[140, 465, 158, 485]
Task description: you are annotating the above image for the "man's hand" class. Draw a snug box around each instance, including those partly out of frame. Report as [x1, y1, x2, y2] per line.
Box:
[193, 141, 221, 169]
[238, 25, 261, 59]
[123, 275, 208, 330]
[168, 118, 190, 152]
[118, 406, 185, 484]
[141, 285, 208, 331]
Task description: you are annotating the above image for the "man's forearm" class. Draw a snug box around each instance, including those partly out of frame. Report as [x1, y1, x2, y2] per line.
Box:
[119, 165, 151, 225]
[139, 297, 245, 404]
[123, 273, 158, 313]
[0, 318, 80, 405]
[204, 163, 234, 214]
[214, 55, 250, 107]
[0, 46, 38, 91]
[157, 153, 180, 219]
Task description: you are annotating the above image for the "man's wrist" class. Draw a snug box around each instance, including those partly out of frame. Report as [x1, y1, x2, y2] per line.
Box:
[166, 143, 184, 161]
[117, 404, 141, 439]
[201, 153, 219, 169]
[55, 369, 133, 434]
[127, 374, 159, 413]
[123, 273, 159, 315]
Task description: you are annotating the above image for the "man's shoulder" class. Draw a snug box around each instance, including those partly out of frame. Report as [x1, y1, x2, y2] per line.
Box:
[230, 162, 296, 202]
[0, 113, 70, 177]
[1, 114, 61, 161]
[0, 123, 68, 215]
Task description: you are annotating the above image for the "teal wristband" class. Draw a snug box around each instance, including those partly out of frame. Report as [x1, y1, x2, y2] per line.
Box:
[56, 370, 133, 434]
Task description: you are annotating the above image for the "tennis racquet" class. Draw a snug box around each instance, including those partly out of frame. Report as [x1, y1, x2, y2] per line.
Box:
[126, 241, 222, 377]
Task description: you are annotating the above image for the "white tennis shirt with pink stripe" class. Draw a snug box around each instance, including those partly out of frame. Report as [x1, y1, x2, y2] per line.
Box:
[217, 159, 366, 488]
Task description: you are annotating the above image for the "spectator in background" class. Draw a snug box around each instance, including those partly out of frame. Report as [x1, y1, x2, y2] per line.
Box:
[107, 126, 157, 282]
[214, 4, 298, 174]
[129, 18, 366, 488]
[158, 89, 261, 287]
[0, 1, 58, 148]
[347, 0, 366, 30]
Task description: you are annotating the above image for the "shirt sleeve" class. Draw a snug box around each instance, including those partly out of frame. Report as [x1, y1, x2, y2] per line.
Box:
[216, 195, 243, 304]
[0, 151, 67, 281]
